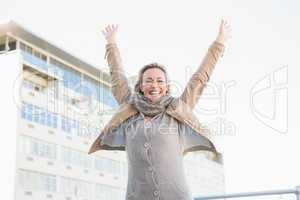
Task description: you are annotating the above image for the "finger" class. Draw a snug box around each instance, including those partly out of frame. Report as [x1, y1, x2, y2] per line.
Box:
[101, 30, 106, 36]
[113, 24, 118, 31]
[107, 25, 112, 33]
[222, 20, 228, 28]
[221, 19, 224, 26]
[115, 24, 119, 32]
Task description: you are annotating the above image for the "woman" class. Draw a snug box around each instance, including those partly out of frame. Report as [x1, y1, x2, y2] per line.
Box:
[89, 20, 232, 200]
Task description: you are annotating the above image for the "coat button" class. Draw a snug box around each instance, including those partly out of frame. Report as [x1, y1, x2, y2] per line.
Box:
[144, 142, 150, 148]
[153, 190, 160, 196]
[148, 166, 153, 171]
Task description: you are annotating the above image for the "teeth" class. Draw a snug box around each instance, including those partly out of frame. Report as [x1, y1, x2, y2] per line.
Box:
[150, 91, 160, 95]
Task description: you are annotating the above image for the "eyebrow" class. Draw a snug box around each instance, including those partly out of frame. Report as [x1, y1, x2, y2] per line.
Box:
[145, 77, 164, 80]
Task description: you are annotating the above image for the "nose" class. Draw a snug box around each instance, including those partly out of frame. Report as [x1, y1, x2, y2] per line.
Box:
[150, 81, 160, 88]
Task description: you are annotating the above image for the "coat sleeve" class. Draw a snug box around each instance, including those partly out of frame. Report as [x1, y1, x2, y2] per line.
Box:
[105, 43, 132, 105]
[179, 41, 225, 110]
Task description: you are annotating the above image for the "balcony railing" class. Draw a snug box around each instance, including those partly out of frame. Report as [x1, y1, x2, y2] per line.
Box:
[195, 186, 300, 200]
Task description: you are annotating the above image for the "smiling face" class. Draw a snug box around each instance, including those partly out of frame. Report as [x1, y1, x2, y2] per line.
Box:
[140, 67, 168, 103]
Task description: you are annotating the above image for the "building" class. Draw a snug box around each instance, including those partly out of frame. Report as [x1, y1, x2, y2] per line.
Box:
[0, 20, 225, 200]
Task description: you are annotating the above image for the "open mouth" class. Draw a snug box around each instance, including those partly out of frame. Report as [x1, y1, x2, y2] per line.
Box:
[148, 90, 161, 97]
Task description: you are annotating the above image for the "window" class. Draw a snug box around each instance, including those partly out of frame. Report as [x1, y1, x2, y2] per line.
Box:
[26, 46, 33, 54]
[40, 109, 46, 125]
[22, 79, 33, 90]
[61, 147, 91, 168]
[20, 42, 26, 51]
[40, 173, 56, 192]
[41, 54, 47, 62]
[50, 58, 81, 92]
[94, 157, 121, 175]
[20, 42, 47, 61]
[52, 113, 58, 128]
[61, 116, 71, 134]
[18, 169, 56, 192]
[19, 135, 57, 159]
[33, 105, 40, 123]
[34, 51, 41, 58]
[26, 103, 33, 121]
[21, 103, 58, 128]
[21, 103, 26, 119]
[95, 184, 122, 200]
[77, 121, 92, 139]
[33, 49, 47, 62]
[60, 177, 92, 198]
[47, 112, 53, 128]
[22, 79, 45, 93]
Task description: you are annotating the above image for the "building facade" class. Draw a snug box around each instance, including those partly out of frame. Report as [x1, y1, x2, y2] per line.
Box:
[0, 20, 225, 200]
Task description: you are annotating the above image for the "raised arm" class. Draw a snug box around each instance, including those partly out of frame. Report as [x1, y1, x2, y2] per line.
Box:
[102, 25, 131, 104]
[180, 19, 232, 110]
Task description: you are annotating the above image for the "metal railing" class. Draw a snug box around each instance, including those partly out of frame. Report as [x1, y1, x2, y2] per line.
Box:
[195, 186, 300, 200]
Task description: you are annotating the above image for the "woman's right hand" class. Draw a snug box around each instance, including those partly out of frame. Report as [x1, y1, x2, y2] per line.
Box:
[102, 24, 119, 44]
[215, 19, 232, 45]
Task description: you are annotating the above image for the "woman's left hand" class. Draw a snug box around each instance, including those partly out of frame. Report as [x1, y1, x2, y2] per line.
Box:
[216, 19, 232, 45]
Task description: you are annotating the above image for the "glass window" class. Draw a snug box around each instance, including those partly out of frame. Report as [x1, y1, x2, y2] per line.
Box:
[95, 184, 122, 200]
[26, 46, 33, 54]
[26, 104, 33, 121]
[61, 116, 71, 134]
[34, 51, 41, 58]
[21, 102, 26, 119]
[52, 113, 58, 128]
[61, 147, 91, 168]
[40, 173, 56, 192]
[41, 54, 47, 62]
[33, 106, 40, 123]
[61, 147, 71, 164]
[47, 111, 52, 127]
[60, 177, 92, 198]
[95, 157, 121, 175]
[20, 42, 26, 51]
[21, 135, 57, 159]
[18, 169, 56, 192]
[40, 108, 46, 125]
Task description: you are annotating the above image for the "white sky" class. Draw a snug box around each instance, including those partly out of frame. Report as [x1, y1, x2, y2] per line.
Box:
[2, 0, 300, 195]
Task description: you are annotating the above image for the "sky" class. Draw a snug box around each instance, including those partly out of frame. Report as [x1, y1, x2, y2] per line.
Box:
[1, 0, 300, 195]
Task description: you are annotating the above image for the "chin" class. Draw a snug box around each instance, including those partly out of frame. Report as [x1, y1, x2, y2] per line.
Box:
[148, 96, 162, 103]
